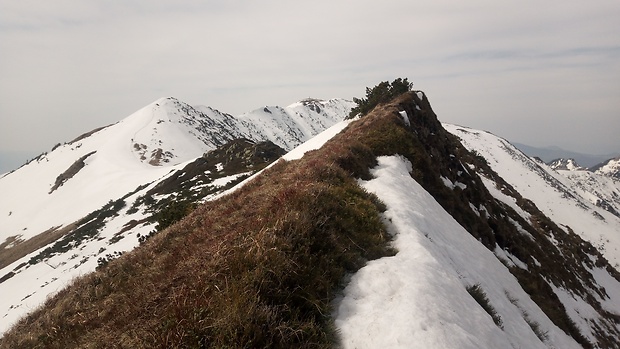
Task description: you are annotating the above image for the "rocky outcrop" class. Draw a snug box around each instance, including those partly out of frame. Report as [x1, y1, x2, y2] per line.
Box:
[49, 151, 96, 194]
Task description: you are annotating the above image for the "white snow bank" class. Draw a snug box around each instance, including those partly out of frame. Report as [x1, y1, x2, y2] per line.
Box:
[398, 111, 410, 126]
[334, 155, 580, 349]
[283, 120, 352, 161]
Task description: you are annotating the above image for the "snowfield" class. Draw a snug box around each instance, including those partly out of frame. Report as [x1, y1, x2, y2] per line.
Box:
[334, 155, 580, 349]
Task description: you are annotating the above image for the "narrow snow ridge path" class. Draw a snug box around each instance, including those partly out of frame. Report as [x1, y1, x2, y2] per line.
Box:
[333, 155, 579, 349]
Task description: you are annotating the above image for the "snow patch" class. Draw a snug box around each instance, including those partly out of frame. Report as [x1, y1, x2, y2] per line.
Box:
[398, 110, 410, 126]
[493, 245, 528, 270]
[440, 176, 467, 190]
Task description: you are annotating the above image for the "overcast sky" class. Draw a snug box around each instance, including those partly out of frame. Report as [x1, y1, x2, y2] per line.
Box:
[1, 0, 619, 173]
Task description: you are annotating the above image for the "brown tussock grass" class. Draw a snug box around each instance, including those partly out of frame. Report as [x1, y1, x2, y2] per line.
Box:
[1, 113, 398, 348]
[0, 223, 78, 271]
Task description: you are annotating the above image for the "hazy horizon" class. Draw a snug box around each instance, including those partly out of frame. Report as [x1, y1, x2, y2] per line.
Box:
[1, 1, 619, 172]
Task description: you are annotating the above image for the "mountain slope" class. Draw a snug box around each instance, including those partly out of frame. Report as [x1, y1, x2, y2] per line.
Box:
[336, 155, 580, 348]
[0, 96, 353, 335]
[546, 157, 620, 219]
[555, 167, 620, 219]
[2, 91, 620, 348]
[593, 157, 620, 179]
[444, 124, 620, 268]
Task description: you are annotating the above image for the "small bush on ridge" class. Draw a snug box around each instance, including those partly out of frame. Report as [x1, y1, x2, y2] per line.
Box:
[347, 78, 413, 119]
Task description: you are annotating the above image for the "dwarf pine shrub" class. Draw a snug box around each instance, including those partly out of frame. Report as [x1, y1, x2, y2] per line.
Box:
[347, 78, 413, 119]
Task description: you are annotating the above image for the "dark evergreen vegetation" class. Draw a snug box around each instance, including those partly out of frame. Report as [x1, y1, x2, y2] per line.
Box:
[347, 77, 413, 119]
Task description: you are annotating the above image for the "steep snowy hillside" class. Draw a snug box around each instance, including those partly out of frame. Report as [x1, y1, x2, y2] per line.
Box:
[0, 98, 200, 243]
[0, 96, 353, 335]
[444, 124, 620, 268]
[1, 97, 243, 245]
[555, 168, 620, 219]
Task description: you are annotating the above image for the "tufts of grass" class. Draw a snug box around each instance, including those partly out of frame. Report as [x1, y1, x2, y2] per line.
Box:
[505, 291, 549, 342]
[526, 316, 550, 342]
[467, 284, 503, 329]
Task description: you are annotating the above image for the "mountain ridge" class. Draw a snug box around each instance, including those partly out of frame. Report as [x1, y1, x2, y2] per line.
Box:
[445, 124, 620, 267]
[513, 142, 619, 169]
[1, 90, 620, 348]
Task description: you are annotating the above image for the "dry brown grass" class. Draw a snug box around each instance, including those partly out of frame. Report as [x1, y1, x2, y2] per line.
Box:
[0, 223, 78, 271]
[0, 116, 396, 348]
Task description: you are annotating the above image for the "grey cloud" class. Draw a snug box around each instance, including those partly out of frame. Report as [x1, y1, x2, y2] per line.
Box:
[0, 0, 618, 164]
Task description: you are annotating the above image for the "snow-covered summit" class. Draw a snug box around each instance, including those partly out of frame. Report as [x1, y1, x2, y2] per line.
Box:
[548, 158, 586, 171]
[129, 96, 259, 166]
[236, 98, 355, 150]
[593, 156, 620, 178]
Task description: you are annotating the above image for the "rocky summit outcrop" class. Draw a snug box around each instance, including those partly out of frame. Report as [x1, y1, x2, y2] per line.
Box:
[548, 158, 586, 171]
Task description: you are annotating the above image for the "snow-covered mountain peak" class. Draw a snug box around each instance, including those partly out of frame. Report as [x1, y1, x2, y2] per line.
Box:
[593, 156, 620, 179]
[126, 97, 223, 166]
[289, 97, 337, 112]
[289, 97, 353, 116]
[236, 98, 355, 151]
[548, 158, 586, 171]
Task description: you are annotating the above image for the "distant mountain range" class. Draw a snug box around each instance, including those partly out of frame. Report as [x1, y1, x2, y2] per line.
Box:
[513, 142, 619, 169]
[2, 91, 620, 348]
